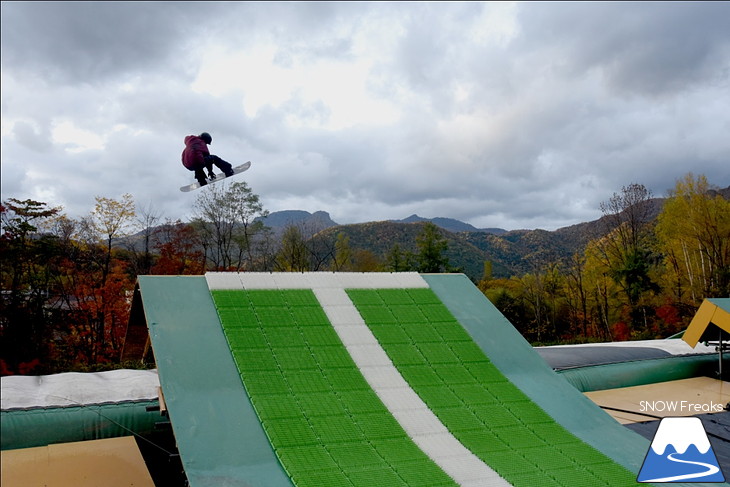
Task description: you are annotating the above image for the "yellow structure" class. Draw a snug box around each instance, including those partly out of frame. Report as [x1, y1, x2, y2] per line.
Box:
[683, 298, 730, 348]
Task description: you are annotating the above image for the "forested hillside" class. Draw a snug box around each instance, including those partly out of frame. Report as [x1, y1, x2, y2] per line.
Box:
[2, 174, 728, 375]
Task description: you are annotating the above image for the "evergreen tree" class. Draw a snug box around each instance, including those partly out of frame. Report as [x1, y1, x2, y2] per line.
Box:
[416, 222, 450, 273]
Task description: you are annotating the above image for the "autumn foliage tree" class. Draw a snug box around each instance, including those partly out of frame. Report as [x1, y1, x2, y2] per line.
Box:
[0, 199, 63, 374]
[480, 174, 728, 343]
[595, 183, 660, 329]
[276, 225, 311, 271]
[657, 173, 730, 303]
[56, 195, 138, 364]
[1, 172, 728, 373]
[1, 194, 142, 373]
[192, 181, 269, 271]
[150, 220, 205, 275]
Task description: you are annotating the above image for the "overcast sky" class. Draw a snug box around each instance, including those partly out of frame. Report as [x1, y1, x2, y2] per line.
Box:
[2, 2, 729, 231]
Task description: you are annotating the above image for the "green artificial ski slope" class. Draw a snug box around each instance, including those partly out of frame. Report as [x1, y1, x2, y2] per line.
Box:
[347, 288, 637, 487]
[206, 272, 646, 487]
[212, 288, 456, 487]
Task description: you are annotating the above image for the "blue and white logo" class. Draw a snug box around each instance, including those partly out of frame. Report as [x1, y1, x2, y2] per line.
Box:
[637, 417, 725, 483]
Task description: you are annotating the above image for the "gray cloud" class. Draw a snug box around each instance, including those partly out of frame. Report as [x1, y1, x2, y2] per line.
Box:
[514, 2, 730, 96]
[1, 2, 199, 84]
[2, 2, 728, 231]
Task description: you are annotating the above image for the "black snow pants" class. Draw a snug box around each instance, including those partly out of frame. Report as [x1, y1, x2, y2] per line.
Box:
[195, 155, 234, 185]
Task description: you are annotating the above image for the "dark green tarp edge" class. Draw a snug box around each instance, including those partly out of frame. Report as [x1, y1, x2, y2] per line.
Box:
[557, 354, 722, 392]
[138, 276, 292, 487]
[1, 400, 159, 450]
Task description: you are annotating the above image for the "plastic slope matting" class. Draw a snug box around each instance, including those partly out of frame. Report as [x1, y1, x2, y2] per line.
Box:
[424, 274, 710, 487]
[347, 287, 640, 487]
[142, 273, 696, 487]
[211, 287, 462, 487]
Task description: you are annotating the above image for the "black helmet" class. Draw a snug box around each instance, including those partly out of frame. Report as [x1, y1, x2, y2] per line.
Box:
[200, 132, 212, 144]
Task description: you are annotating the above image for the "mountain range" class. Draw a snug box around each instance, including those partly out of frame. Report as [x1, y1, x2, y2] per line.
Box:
[256, 210, 508, 235]
[257, 185, 729, 280]
[256, 203, 646, 280]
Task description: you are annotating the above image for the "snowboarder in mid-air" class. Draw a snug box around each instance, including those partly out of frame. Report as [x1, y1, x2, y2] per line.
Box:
[181, 132, 234, 187]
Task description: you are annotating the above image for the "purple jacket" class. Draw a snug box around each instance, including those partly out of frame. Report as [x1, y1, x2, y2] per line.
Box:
[181, 135, 210, 170]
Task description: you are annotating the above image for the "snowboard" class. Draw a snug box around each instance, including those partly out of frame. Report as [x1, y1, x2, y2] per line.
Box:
[180, 161, 251, 192]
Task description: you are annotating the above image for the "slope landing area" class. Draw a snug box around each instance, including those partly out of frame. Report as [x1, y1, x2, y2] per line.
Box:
[585, 377, 730, 424]
[1, 437, 154, 487]
[130, 272, 718, 486]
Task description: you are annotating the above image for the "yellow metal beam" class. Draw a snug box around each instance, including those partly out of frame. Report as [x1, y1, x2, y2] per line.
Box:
[683, 298, 730, 348]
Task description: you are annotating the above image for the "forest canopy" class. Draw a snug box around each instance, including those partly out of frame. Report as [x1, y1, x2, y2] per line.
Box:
[1, 173, 728, 375]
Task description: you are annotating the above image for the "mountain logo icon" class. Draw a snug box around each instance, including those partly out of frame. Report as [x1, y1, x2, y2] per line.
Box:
[637, 417, 725, 483]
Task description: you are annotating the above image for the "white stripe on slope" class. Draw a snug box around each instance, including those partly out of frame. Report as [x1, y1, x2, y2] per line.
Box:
[205, 272, 510, 486]
[311, 289, 510, 487]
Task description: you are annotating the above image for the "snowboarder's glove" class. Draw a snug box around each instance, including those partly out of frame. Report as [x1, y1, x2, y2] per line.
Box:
[208, 170, 216, 180]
